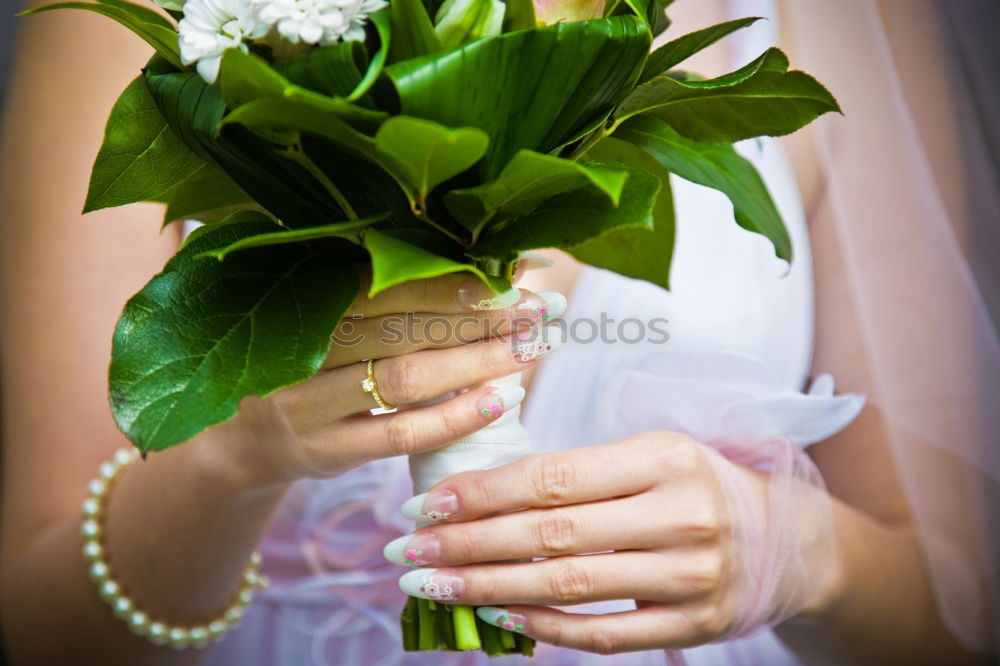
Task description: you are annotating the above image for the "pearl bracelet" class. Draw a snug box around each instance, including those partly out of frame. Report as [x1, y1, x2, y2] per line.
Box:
[81, 448, 269, 650]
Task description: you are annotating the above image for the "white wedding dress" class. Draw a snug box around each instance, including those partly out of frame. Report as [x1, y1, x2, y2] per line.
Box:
[201, 1, 864, 664]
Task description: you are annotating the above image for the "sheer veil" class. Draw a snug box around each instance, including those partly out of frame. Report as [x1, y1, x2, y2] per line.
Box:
[783, 0, 1000, 653]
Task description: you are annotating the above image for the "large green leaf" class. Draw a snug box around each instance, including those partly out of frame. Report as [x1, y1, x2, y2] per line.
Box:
[615, 47, 840, 143]
[444, 149, 628, 235]
[471, 164, 659, 261]
[349, 9, 390, 102]
[383, 16, 650, 179]
[617, 115, 791, 260]
[197, 215, 387, 260]
[158, 164, 259, 226]
[363, 228, 506, 295]
[109, 213, 359, 452]
[568, 136, 674, 289]
[639, 16, 761, 84]
[373, 117, 488, 208]
[19, 2, 182, 69]
[276, 40, 368, 100]
[388, 0, 441, 62]
[84, 76, 203, 212]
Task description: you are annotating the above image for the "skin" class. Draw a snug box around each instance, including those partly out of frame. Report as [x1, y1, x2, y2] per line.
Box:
[0, 2, 988, 666]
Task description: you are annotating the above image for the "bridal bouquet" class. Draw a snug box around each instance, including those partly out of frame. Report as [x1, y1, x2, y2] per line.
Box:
[22, 0, 838, 655]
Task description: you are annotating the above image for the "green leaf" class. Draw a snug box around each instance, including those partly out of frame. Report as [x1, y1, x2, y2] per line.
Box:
[158, 164, 258, 225]
[349, 9, 390, 102]
[196, 214, 387, 259]
[568, 136, 674, 289]
[502, 0, 535, 31]
[363, 228, 506, 296]
[615, 47, 841, 143]
[84, 76, 203, 213]
[472, 164, 660, 260]
[97, 0, 175, 28]
[373, 117, 488, 207]
[276, 40, 368, 100]
[434, 0, 505, 49]
[444, 149, 627, 235]
[388, 0, 442, 62]
[19, 2, 182, 69]
[639, 16, 761, 84]
[109, 213, 360, 452]
[617, 114, 791, 260]
[383, 16, 650, 179]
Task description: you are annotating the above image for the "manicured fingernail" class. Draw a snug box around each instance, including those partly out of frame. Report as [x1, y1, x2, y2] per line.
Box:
[399, 568, 464, 602]
[400, 490, 459, 522]
[458, 280, 521, 311]
[383, 532, 441, 567]
[512, 325, 564, 363]
[477, 385, 525, 420]
[477, 607, 528, 633]
[517, 252, 556, 271]
[538, 291, 568, 319]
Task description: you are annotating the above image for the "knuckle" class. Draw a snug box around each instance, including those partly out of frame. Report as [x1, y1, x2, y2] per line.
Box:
[382, 357, 423, 403]
[683, 503, 723, 544]
[588, 629, 623, 656]
[385, 414, 420, 455]
[534, 513, 579, 555]
[664, 433, 702, 474]
[550, 559, 592, 604]
[688, 604, 728, 641]
[684, 552, 726, 596]
[531, 455, 575, 504]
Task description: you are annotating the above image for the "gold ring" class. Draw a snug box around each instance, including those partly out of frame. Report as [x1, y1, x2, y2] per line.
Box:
[361, 359, 395, 410]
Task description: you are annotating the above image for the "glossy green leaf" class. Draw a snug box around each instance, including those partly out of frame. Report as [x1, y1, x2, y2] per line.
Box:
[348, 9, 390, 102]
[434, 0, 505, 49]
[388, 0, 441, 62]
[109, 213, 359, 452]
[374, 116, 488, 207]
[363, 228, 506, 295]
[444, 149, 628, 235]
[568, 136, 674, 289]
[97, 0, 175, 28]
[617, 115, 791, 260]
[276, 40, 367, 99]
[85, 76, 203, 212]
[19, 2, 182, 69]
[383, 16, 650, 179]
[158, 164, 258, 225]
[639, 16, 761, 83]
[501, 0, 535, 31]
[197, 214, 387, 259]
[615, 47, 841, 143]
[472, 164, 659, 260]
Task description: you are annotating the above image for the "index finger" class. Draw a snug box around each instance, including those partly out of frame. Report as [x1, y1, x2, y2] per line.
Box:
[401, 431, 696, 522]
[347, 271, 521, 318]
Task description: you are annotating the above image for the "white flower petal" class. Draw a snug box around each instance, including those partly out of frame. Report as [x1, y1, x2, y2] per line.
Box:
[196, 54, 223, 84]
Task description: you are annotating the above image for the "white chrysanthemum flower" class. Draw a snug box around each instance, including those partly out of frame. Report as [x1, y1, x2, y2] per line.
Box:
[178, 0, 269, 84]
[256, 0, 387, 47]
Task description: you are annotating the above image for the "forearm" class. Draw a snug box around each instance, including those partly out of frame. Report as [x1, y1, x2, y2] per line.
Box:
[775, 498, 987, 666]
[1, 431, 291, 666]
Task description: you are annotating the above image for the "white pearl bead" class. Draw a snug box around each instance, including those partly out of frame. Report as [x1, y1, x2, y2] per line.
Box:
[114, 449, 135, 466]
[208, 620, 227, 639]
[81, 519, 100, 539]
[224, 606, 244, 624]
[88, 479, 107, 497]
[82, 540, 103, 562]
[255, 575, 270, 590]
[148, 622, 168, 645]
[128, 611, 150, 636]
[81, 498, 101, 517]
[89, 561, 110, 582]
[237, 589, 254, 605]
[250, 552, 262, 567]
[243, 571, 259, 587]
[99, 579, 120, 601]
[189, 626, 209, 647]
[112, 596, 133, 619]
[98, 462, 118, 480]
[168, 627, 190, 649]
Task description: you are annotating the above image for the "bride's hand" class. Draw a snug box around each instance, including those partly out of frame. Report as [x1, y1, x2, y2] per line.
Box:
[198, 271, 564, 489]
[384, 430, 842, 654]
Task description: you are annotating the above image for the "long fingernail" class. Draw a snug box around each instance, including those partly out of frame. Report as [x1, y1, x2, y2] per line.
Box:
[458, 280, 521, 311]
[477, 607, 528, 633]
[517, 252, 556, 272]
[512, 325, 564, 363]
[399, 568, 464, 602]
[538, 291, 568, 320]
[477, 385, 525, 421]
[383, 532, 441, 567]
[400, 490, 459, 522]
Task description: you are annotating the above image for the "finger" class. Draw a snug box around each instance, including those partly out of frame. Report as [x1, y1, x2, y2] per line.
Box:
[475, 604, 720, 653]
[397, 551, 715, 606]
[348, 271, 525, 318]
[309, 333, 564, 419]
[324, 291, 565, 369]
[414, 431, 698, 520]
[322, 386, 523, 464]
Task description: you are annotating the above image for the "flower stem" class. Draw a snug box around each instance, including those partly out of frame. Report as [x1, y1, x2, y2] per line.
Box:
[452, 605, 481, 650]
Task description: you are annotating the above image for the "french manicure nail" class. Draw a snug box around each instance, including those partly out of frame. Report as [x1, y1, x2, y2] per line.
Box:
[512, 325, 564, 363]
[400, 490, 459, 522]
[458, 280, 521, 311]
[383, 532, 441, 567]
[538, 291, 568, 320]
[477, 385, 526, 420]
[517, 252, 556, 271]
[399, 568, 464, 602]
[477, 607, 528, 633]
